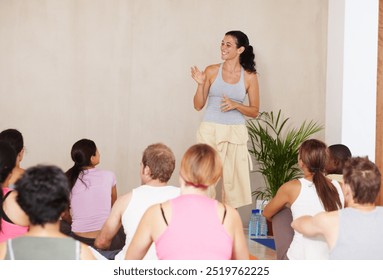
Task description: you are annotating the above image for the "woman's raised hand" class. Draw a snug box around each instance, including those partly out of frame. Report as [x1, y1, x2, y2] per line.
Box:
[191, 66, 206, 85]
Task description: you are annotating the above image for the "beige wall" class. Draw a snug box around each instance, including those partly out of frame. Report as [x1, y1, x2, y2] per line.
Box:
[0, 0, 328, 222]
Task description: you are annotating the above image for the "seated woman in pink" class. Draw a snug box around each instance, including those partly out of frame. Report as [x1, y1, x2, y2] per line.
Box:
[0, 141, 29, 242]
[125, 143, 248, 260]
[62, 139, 117, 247]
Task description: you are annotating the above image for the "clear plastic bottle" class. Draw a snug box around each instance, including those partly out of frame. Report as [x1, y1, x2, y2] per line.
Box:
[248, 209, 260, 238]
[259, 209, 268, 237]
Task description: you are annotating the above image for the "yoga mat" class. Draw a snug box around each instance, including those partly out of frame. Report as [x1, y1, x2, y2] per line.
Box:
[251, 238, 276, 250]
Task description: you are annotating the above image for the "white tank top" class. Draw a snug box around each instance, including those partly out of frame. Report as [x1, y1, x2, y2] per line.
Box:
[287, 178, 344, 259]
[114, 185, 180, 260]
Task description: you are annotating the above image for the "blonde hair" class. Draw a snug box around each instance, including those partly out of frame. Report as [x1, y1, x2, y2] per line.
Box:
[180, 144, 222, 188]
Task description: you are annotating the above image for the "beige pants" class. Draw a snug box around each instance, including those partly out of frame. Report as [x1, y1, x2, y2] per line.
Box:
[196, 122, 252, 208]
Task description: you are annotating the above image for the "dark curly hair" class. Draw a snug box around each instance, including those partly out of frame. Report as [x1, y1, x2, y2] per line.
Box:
[15, 165, 70, 226]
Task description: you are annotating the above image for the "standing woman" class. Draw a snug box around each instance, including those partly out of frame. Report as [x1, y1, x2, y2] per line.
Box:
[63, 139, 117, 247]
[191, 30, 259, 208]
[263, 139, 344, 259]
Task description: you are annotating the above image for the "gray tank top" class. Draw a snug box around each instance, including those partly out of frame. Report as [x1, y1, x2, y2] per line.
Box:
[203, 64, 247, 125]
[5, 236, 81, 260]
[330, 207, 383, 259]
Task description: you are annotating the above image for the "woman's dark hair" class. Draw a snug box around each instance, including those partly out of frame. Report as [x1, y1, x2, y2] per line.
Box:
[15, 165, 70, 226]
[299, 139, 342, 211]
[65, 139, 97, 191]
[225, 30, 257, 74]
[0, 141, 17, 232]
[0, 128, 24, 154]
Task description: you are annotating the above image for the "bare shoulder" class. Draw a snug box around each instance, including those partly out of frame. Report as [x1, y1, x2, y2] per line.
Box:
[279, 179, 301, 193]
[111, 191, 132, 213]
[244, 70, 258, 80]
[205, 64, 220, 74]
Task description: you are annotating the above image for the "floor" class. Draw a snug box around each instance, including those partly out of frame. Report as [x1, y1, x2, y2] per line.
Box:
[245, 229, 277, 260]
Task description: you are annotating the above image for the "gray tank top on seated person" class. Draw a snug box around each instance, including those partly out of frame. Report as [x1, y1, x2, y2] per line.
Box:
[5, 236, 80, 260]
[330, 207, 383, 260]
[203, 64, 247, 125]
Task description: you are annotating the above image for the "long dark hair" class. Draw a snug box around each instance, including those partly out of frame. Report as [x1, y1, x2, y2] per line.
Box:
[299, 139, 342, 211]
[65, 139, 97, 191]
[225, 30, 257, 74]
[0, 141, 17, 232]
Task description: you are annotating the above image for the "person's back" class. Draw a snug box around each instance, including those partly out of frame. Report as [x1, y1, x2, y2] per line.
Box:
[288, 178, 344, 259]
[330, 207, 383, 260]
[65, 139, 117, 245]
[70, 168, 116, 233]
[155, 194, 233, 260]
[4, 236, 81, 260]
[0, 165, 95, 260]
[0, 188, 28, 242]
[115, 185, 179, 260]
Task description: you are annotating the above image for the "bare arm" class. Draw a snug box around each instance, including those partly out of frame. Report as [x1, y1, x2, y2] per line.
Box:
[221, 72, 259, 118]
[0, 242, 5, 260]
[292, 211, 339, 250]
[80, 244, 96, 260]
[111, 185, 117, 206]
[263, 180, 298, 220]
[228, 207, 249, 260]
[191, 65, 217, 111]
[94, 192, 131, 250]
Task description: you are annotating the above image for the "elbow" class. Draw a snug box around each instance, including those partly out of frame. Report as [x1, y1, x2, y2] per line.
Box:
[262, 211, 272, 221]
[250, 109, 259, 119]
[94, 237, 108, 250]
[194, 105, 203, 111]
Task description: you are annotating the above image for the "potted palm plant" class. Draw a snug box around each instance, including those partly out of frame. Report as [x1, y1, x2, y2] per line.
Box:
[247, 109, 323, 202]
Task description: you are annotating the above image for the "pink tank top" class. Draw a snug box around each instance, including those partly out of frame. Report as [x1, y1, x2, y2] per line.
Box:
[155, 194, 233, 260]
[0, 188, 28, 242]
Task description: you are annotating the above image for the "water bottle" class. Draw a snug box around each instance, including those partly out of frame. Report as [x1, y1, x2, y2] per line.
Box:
[259, 209, 268, 237]
[248, 209, 260, 238]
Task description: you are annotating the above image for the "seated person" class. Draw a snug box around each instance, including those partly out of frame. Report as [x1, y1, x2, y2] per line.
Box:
[94, 143, 180, 260]
[63, 139, 120, 248]
[292, 156, 383, 259]
[263, 139, 344, 259]
[0, 165, 95, 260]
[125, 144, 248, 260]
[326, 144, 352, 183]
[0, 141, 29, 242]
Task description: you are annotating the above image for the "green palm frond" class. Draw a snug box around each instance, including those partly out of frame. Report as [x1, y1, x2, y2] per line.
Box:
[247, 110, 323, 201]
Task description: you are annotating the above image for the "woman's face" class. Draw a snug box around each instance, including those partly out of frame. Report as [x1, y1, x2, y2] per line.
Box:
[220, 35, 241, 60]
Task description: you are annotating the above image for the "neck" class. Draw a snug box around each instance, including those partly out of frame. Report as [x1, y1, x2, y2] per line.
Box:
[142, 179, 168, 187]
[26, 222, 67, 238]
[349, 202, 376, 212]
[223, 60, 241, 73]
[180, 184, 208, 196]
